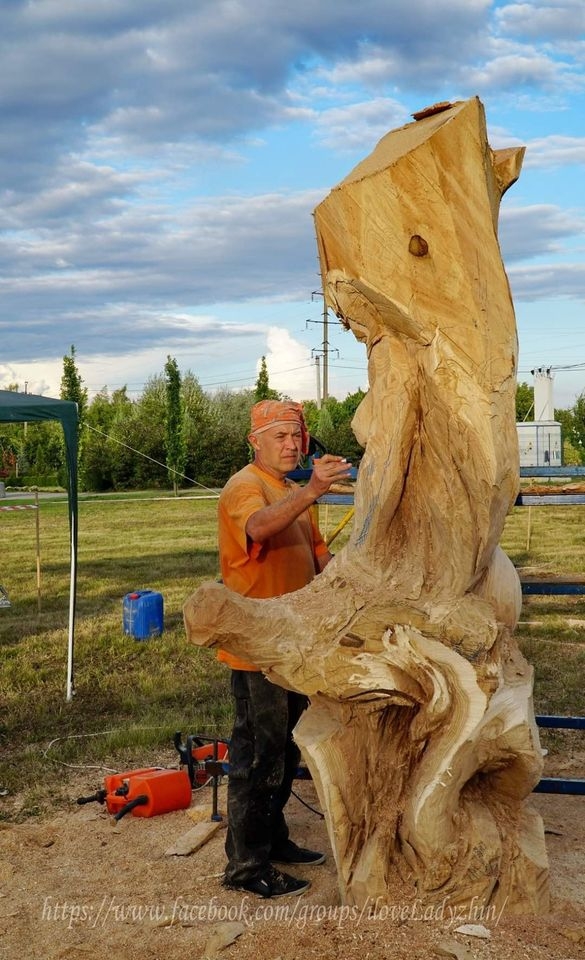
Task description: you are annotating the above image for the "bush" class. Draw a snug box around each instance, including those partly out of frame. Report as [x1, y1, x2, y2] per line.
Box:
[21, 474, 60, 487]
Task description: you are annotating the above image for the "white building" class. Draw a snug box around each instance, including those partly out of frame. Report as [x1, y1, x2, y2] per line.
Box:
[517, 421, 562, 467]
[516, 367, 562, 468]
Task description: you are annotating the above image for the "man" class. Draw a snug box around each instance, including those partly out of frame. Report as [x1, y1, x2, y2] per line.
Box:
[218, 399, 352, 899]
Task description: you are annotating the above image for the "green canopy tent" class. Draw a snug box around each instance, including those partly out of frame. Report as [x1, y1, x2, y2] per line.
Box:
[0, 390, 78, 700]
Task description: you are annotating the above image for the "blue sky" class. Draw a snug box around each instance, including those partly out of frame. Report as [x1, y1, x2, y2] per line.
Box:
[1, 0, 584, 408]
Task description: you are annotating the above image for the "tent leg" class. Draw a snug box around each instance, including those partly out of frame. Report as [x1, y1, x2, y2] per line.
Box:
[66, 518, 77, 701]
[35, 488, 41, 614]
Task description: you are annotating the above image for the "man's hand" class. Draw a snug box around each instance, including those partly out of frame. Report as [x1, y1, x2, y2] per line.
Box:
[306, 455, 353, 500]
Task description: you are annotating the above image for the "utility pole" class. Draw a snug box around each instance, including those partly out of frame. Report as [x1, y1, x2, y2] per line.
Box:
[314, 354, 321, 409]
[24, 381, 28, 439]
[322, 296, 329, 402]
[308, 291, 338, 405]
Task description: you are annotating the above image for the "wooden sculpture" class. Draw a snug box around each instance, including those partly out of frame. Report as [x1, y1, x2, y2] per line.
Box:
[184, 97, 549, 913]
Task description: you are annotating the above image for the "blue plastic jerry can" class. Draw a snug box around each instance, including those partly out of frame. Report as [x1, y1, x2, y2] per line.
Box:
[123, 589, 164, 640]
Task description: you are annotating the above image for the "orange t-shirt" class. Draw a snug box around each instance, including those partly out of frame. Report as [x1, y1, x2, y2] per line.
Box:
[217, 463, 329, 671]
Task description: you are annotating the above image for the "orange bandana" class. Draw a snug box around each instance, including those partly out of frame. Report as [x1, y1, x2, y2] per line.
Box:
[249, 400, 310, 455]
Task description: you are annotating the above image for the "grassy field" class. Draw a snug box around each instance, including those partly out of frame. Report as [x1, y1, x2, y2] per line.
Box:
[0, 490, 584, 820]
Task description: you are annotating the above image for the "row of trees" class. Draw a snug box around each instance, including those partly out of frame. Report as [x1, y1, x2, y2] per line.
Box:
[1, 352, 366, 491]
[3, 358, 585, 493]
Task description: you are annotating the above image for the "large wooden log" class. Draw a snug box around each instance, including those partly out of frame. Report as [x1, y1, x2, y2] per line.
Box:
[184, 97, 549, 913]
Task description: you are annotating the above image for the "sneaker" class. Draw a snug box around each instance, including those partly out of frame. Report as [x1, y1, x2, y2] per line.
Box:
[271, 840, 326, 866]
[224, 865, 310, 899]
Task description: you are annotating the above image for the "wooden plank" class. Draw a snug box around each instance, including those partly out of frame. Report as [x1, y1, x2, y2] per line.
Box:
[164, 819, 223, 857]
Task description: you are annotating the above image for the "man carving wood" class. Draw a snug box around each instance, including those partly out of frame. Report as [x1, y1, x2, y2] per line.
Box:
[218, 400, 352, 898]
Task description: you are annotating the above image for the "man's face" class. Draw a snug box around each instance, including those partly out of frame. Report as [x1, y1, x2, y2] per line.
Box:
[251, 422, 303, 479]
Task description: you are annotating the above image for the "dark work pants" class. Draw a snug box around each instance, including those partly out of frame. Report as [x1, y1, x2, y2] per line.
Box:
[224, 669, 308, 884]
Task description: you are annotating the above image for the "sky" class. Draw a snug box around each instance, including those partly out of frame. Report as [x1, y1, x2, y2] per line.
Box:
[1, 0, 584, 410]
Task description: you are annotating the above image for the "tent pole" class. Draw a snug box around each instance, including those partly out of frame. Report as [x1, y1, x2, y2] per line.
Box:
[35, 488, 41, 614]
[66, 514, 77, 701]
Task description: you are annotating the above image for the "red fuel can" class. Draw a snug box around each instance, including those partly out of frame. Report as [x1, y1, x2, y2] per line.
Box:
[85, 767, 192, 820]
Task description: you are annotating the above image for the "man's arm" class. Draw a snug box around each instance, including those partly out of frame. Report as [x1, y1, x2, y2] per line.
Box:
[245, 454, 352, 544]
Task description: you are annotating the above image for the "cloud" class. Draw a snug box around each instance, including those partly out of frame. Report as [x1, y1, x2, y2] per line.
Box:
[508, 261, 585, 300]
[1, 1, 583, 403]
[0, 362, 52, 397]
[1, 188, 325, 360]
[0, 0, 516, 193]
[0, 317, 269, 399]
[312, 98, 410, 151]
[0, 161, 146, 229]
[263, 327, 316, 400]
[495, 1, 585, 40]
[522, 135, 585, 168]
[499, 204, 585, 262]
[466, 48, 566, 92]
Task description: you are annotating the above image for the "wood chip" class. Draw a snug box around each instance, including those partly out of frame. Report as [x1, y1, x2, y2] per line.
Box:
[188, 804, 227, 824]
[559, 927, 585, 943]
[433, 939, 474, 960]
[454, 923, 491, 939]
[203, 920, 245, 957]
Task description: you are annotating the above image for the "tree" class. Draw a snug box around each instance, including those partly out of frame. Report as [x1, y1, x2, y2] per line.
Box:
[203, 389, 255, 485]
[301, 399, 319, 437]
[554, 406, 577, 465]
[60, 345, 88, 422]
[164, 356, 186, 495]
[516, 381, 534, 421]
[563, 392, 585, 462]
[1, 384, 63, 486]
[82, 388, 120, 491]
[122, 377, 166, 489]
[60, 345, 88, 484]
[316, 401, 336, 450]
[21, 421, 62, 485]
[182, 372, 211, 487]
[254, 356, 280, 402]
[562, 438, 582, 465]
[309, 391, 366, 461]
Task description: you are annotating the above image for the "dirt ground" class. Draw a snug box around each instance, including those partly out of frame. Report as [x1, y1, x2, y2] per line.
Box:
[1, 759, 584, 960]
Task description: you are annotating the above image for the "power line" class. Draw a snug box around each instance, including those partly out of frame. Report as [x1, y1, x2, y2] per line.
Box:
[518, 362, 585, 376]
[85, 424, 219, 496]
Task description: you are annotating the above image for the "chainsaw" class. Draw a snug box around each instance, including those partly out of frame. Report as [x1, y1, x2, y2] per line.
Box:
[173, 733, 229, 821]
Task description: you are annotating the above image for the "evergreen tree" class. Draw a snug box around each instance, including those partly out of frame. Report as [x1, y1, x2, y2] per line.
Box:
[60, 345, 88, 422]
[60, 345, 88, 482]
[254, 356, 280, 402]
[164, 356, 186, 494]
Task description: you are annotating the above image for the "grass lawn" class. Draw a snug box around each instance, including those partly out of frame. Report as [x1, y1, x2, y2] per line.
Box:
[0, 491, 583, 820]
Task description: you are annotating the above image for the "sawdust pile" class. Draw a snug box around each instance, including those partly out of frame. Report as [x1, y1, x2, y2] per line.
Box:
[1, 775, 584, 960]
